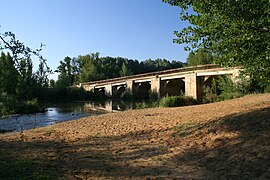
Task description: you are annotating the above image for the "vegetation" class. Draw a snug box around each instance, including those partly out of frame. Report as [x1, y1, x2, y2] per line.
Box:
[159, 94, 198, 107]
[186, 48, 215, 66]
[202, 76, 251, 103]
[0, 31, 50, 116]
[1, 0, 269, 116]
[55, 52, 185, 88]
[120, 91, 133, 100]
[38, 87, 107, 102]
[163, 0, 269, 92]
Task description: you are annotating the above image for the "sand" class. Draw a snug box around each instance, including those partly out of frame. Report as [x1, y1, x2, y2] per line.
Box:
[1, 93, 270, 179]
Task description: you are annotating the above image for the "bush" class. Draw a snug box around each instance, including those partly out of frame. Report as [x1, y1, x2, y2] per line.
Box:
[0, 93, 20, 116]
[20, 98, 39, 114]
[38, 87, 107, 102]
[217, 77, 242, 101]
[159, 95, 198, 107]
[120, 91, 133, 100]
[203, 76, 250, 103]
[0, 93, 39, 116]
[203, 86, 219, 103]
[264, 85, 270, 93]
[148, 90, 158, 101]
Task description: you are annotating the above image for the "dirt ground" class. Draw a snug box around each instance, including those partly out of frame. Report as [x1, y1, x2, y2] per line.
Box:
[1, 93, 270, 179]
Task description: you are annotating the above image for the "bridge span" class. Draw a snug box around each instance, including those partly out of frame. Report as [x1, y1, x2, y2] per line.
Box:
[79, 64, 240, 100]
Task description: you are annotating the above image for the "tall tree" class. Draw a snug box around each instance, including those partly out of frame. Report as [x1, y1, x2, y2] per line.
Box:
[163, 0, 269, 90]
[186, 48, 213, 66]
[78, 53, 102, 82]
[56, 56, 74, 88]
[119, 62, 132, 77]
[0, 52, 18, 94]
[16, 58, 35, 99]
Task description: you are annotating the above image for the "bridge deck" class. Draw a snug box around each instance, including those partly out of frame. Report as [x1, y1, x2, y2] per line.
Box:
[80, 64, 226, 86]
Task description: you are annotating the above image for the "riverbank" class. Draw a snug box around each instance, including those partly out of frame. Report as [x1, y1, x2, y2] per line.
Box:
[0, 93, 270, 179]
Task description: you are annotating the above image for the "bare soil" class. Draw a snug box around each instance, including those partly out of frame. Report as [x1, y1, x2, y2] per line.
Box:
[1, 93, 270, 179]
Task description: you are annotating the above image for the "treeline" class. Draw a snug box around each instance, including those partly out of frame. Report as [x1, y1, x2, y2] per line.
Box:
[53, 52, 184, 88]
[0, 52, 49, 115]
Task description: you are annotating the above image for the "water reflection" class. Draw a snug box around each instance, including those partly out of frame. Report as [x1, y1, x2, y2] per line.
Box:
[0, 99, 147, 132]
[84, 100, 134, 112]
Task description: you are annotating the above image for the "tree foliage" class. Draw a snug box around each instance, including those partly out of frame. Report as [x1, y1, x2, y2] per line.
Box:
[55, 53, 184, 86]
[163, 0, 270, 90]
[0, 28, 50, 115]
[186, 48, 214, 66]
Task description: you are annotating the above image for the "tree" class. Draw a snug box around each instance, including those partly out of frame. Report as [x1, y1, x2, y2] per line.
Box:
[0, 30, 50, 73]
[0, 28, 52, 101]
[16, 58, 35, 100]
[119, 62, 132, 77]
[49, 79, 56, 88]
[35, 60, 49, 88]
[186, 48, 213, 66]
[78, 53, 102, 82]
[0, 52, 18, 94]
[162, 0, 269, 90]
[56, 56, 74, 88]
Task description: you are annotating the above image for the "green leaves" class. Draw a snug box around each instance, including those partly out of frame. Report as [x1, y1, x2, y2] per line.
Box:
[163, 0, 270, 90]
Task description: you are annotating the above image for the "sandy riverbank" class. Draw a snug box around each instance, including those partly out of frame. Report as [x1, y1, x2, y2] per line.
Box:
[1, 93, 270, 179]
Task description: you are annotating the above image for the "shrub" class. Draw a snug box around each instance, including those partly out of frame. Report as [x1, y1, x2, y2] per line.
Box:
[120, 91, 133, 100]
[148, 90, 158, 101]
[38, 87, 107, 102]
[20, 98, 39, 114]
[159, 95, 198, 107]
[217, 77, 242, 101]
[203, 76, 250, 103]
[0, 93, 20, 116]
[264, 85, 270, 93]
[203, 86, 219, 103]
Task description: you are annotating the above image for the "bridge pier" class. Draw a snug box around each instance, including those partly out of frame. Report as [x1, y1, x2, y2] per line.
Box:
[104, 84, 112, 96]
[185, 73, 197, 99]
[126, 80, 134, 95]
[185, 73, 204, 100]
[151, 76, 161, 99]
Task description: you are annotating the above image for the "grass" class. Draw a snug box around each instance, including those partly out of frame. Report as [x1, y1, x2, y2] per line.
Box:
[0, 150, 56, 180]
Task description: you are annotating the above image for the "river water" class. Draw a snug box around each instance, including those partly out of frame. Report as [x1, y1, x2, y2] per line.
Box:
[0, 100, 140, 132]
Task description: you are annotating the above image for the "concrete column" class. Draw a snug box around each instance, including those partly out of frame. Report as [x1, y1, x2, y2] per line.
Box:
[231, 68, 240, 83]
[126, 80, 134, 94]
[185, 72, 198, 99]
[104, 84, 112, 96]
[105, 100, 113, 112]
[151, 76, 160, 98]
[196, 76, 205, 100]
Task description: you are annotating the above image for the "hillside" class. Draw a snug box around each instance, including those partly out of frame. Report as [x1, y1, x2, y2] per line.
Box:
[0, 93, 270, 179]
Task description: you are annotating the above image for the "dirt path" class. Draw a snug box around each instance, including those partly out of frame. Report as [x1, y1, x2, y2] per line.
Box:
[1, 93, 270, 179]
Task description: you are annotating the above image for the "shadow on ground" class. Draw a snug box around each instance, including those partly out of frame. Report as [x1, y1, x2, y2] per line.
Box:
[0, 107, 270, 179]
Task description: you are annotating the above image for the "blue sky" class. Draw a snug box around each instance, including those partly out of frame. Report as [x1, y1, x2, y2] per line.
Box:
[0, 0, 189, 79]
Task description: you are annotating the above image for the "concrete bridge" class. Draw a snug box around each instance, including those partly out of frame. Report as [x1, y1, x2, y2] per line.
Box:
[79, 64, 240, 100]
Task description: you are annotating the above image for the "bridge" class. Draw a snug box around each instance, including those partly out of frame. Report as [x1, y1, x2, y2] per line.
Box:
[79, 64, 240, 100]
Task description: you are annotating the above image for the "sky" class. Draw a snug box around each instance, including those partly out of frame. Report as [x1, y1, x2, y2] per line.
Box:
[0, 0, 190, 80]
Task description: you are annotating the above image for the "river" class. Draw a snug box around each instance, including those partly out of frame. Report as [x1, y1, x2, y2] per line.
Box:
[0, 100, 148, 132]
